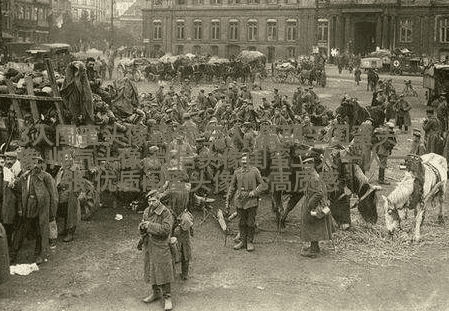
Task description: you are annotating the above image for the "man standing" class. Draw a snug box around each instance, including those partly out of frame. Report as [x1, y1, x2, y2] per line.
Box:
[139, 190, 174, 311]
[374, 122, 397, 185]
[300, 157, 334, 258]
[409, 129, 427, 156]
[12, 155, 57, 265]
[226, 152, 265, 252]
[423, 109, 441, 154]
[394, 94, 412, 133]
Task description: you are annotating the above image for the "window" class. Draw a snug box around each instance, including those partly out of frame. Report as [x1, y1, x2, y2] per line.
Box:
[400, 19, 412, 43]
[267, 20, 277, 41]
[248, 21, 258, 41]
[177, 0, 185, 4]
[25, 6, 31, 20]
[154, 21, 162, 40]
[248, 0, 259, 3]
[211, 45, 219, 56]
[176, 45, 184, 55]
[211, 21, 220, 40]
[194, 20, 202, 40]
[287, 47, 296, 58]
[19, 6, 24, 19]
[440, 18, 449, 43]
[193, 45, 201, 54]
[210, 0, 222, 4]
[176, 21, 185, 40]
[229, 0, 240, 3]
[32, 7, 38, 21]
[192, 0, 204, 4]
[286, 20, 297, 41]
[317, 21, 328, 42]
[229, 21, 239, 41]
[267, 0, 277, 3]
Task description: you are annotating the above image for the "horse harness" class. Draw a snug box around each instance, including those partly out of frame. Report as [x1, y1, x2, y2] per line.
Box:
[387, 161, 443, 214]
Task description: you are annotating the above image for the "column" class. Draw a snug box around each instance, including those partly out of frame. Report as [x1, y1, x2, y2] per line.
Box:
[345, 15, 351, 52]
[382, 15, 389, 49]
[335, 15, 342, 51]
[376, 15, 382, 50]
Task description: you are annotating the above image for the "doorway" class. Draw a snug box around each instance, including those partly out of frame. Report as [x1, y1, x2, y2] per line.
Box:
[354, 22, 376, 56]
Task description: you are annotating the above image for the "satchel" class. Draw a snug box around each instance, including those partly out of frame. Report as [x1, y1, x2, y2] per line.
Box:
[310, 197, 331, 219]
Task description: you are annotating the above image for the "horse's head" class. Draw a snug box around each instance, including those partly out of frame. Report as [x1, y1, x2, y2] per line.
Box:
[381, 194, 401, 235]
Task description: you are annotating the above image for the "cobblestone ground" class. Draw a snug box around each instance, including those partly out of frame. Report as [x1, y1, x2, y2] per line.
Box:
[1, 65, 449, 311]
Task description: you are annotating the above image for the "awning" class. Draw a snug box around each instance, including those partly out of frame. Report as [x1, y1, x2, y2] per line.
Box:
[267, 19, 277, 23]
[248, 19, 257, 23]
[153, 19, 162, 23]
[229, 19, 238, 22]
[176, 19, 185, 22]
[211, 19, 220, 22]
[193, 19, 202, 22]
[286, 19, 297, 23]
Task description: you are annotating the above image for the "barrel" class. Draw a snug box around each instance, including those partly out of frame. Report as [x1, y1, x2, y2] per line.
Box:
[0, 223, 10, 284]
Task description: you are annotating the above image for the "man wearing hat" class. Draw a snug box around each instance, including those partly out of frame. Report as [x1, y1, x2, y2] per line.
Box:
[300, 156, 334, 258]
[197, 89, 207, 110]
[292, 86, 304, 115]
[226, 151, 266, 252]
[373, 122, 397, 185]
[435, 93, 448, 135]
[182, 112, 199, 147]
[254, 119, 281, 176]
[394, 94, 412, 133]
[240, 84, 253, 102]
[273, 88, 281, 107]
[349, 118, 375, 174]
[409, 129, 427, 156]
[139, 190, 174, 310]
[423, 109, 441, 154]
[11, 155, 57, 265]
[156, 85, 165, 104]
[2, 151, 21, 257]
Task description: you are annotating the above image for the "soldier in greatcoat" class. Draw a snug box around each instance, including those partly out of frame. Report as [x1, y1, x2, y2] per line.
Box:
[423, 109, 442, 154]
[139, 191, 174, 311]
[394, 94, 412, 133]
[300, 157, 334, 258]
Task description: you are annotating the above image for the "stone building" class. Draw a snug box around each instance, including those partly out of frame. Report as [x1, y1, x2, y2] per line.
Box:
[142, 0, 317, 61]
[118, 0, 145, 41]
[70, 0, 109, 23]
[142, 0, 449, 60]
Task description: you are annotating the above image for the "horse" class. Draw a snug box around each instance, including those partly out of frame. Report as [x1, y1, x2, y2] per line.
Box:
[271, 144, 382, 230]
[335, 98, 371, 136]
[382, 153, 447, 242]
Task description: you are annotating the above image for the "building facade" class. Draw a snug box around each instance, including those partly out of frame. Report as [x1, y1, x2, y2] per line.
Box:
[118, 0, 144, 41]
[142, 0, 449, 60]
[70, 0, 109, 23]
[142, 0, 317, 61]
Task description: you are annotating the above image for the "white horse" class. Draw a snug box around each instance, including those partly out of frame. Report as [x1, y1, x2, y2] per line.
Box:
[382, 153, 447, 242]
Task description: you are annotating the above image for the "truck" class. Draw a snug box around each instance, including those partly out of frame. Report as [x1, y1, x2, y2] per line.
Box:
[422, 63, 449, 105]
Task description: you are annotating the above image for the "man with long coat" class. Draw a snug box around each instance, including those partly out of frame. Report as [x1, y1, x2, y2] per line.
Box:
[394, 94, 412, 133]
[300, 157, 334, 258]
[12, 156, 57, 265]
[139, 191, 174, 311]
[423, 109, 442, 154]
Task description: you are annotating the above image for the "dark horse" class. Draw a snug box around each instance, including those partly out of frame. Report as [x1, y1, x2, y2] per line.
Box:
[268, 144, 381, 230]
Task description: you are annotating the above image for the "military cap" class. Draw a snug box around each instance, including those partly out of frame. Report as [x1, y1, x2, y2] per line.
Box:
[166, 108, 173, 113]
[169, 149, 178, 157]
[260, 119, 272, 125]
[146, 190, 158, 199]
[183, 113, 190, 119]
[241, 84, 247, 89]
[32, 155, 44, 162]
[385, 121, 395, 128]
[147, 118, 157, 124]
[399, 93, 404, 97]
[148, 146, 159, 153]
[365, 117, 374, 123]
[413, 131, 421, 137]
[242, 121, 251, 126]
[208, 117, 218, 124]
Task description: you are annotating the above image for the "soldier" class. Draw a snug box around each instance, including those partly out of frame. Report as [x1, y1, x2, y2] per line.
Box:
[272, 107, 288, 127]
[155, 85, 165, 104]
[240, 84, 253, 102]
[197, 89, 207, 110]
[394, 94, 412, 133]
[422, 109, 441, 154]
[273, 88, 282, 107]
[242, 122, 257, 151]
[254, 119, 281, 176]
[226, 152, 265, 252]
[374, 122, 397, 185]
[409, 129, 427, 156]
[292, 86, 304, 115]
[435, 94, 448, 135]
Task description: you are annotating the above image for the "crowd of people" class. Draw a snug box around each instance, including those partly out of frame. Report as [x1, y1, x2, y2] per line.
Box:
[1, 55, 449, 311]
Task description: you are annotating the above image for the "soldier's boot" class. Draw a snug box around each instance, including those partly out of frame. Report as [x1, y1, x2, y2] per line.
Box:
[181, 260, 189, 280]
[163, 287, 173, 311]
[63, 227, 75, 243]
[246, 227, 255, 252]
[234, 226, 247, 250]
[143, 286, 162, 303]
[301, 241, 320, 258]
[378, 168, 390, 185]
